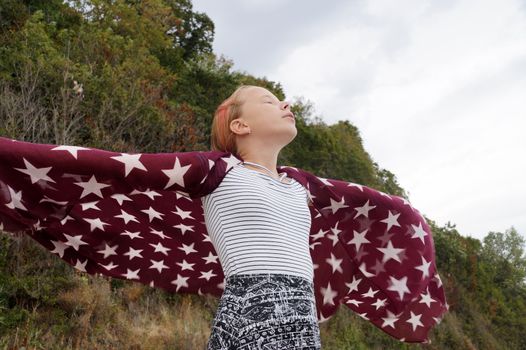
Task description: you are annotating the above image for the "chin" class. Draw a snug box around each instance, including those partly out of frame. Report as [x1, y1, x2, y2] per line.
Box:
[285, 128, 298, 143]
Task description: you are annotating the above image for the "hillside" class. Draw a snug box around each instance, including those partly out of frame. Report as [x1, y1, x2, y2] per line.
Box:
[1, 1, 525, 349]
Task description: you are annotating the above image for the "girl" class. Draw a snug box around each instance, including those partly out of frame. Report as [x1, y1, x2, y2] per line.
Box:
[202, 85, 321, 349]
[0, 85, 448, 348]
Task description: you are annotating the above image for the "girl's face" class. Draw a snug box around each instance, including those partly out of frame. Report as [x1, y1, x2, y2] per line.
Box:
[234, 86, 297, 142]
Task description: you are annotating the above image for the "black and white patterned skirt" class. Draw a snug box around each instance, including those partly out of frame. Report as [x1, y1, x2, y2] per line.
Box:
[206, 273, 322, 349]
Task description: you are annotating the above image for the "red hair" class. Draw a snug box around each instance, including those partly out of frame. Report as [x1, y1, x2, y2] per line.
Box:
[210, 84, 255, 156]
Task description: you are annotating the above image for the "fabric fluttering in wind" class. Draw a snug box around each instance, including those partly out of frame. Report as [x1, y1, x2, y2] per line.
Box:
[0, 136, 448, 343]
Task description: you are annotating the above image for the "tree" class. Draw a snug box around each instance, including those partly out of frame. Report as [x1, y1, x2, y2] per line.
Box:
[482, 227, 526, 289]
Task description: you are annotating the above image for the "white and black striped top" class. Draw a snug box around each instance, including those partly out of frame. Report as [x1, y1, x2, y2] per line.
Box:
[201, 162, 314, 282]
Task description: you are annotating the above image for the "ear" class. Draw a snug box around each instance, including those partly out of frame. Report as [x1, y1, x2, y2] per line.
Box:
[230, 118, 250, 136]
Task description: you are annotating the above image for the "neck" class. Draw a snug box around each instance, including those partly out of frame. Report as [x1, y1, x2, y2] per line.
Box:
[237, 152, 280, 178]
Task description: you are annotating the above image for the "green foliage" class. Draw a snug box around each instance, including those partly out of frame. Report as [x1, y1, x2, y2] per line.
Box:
[162, 0, 215, 61]
[0, 234, 77, 335]
[429, 220, 526, 348]
[283, 107, 405, 195]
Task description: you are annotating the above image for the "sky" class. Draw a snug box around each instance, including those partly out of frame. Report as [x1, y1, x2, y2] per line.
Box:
[191, 0, 526, 242]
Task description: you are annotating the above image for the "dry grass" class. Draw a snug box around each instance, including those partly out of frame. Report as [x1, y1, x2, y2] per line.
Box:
[1, 272, 220, 350]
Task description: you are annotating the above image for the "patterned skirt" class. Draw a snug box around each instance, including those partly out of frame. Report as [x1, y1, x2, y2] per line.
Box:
[206, 273, 322, 349]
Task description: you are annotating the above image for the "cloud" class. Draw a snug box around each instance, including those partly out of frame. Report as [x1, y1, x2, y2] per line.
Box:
[192, 0, 356, 76]
[192, 0, 526, 240]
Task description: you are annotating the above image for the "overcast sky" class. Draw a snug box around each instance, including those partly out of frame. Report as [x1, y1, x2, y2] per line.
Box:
[191, 0, 526, 242]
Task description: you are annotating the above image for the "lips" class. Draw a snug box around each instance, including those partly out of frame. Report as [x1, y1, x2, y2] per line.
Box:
[283, 112, 295, 121]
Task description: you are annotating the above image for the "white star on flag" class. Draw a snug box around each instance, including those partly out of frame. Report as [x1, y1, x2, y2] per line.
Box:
[377, 240, 405, 264]
[51, 144, 90, 159]
[161, 157, 192, 189]
[354, 200, 376, 219]
[74, 175, 111, 198]
[14, 158, 56, 184]
[380, 210, 401, 232]
[110, 153, 147, 177]
[63, 233, 88, 251]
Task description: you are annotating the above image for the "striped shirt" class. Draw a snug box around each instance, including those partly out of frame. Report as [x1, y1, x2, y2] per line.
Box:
[201, 162, 314, 282]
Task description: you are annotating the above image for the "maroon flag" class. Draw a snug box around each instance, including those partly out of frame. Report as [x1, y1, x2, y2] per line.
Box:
[0, 136, 448, 343]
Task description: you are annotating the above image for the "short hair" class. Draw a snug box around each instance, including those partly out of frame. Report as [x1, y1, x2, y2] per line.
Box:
[210, 84, 255, 156]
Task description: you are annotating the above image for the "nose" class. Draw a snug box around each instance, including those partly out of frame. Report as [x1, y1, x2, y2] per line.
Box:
[281, 101, 290, 110]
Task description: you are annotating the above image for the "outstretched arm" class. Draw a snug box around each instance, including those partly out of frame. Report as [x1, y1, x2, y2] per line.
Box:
[0, 136, 210, 232]
[0, 136, 230, 296]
